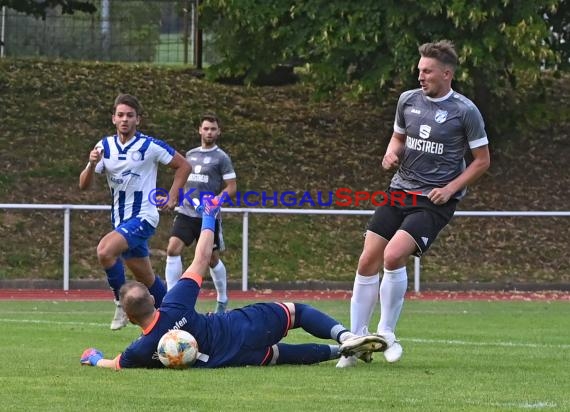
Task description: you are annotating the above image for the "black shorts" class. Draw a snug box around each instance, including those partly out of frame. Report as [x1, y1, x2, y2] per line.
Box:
[170, 213, 224, 251]
[366, 188, 457, 256]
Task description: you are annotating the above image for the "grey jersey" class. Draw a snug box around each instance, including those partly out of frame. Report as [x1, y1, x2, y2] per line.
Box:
[177, 145, 236, 217]
[390, 88, 488, 199]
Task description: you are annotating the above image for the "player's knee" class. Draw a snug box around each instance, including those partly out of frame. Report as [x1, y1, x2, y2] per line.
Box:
[358, 250, 382, 275]
[289, 302, 300, 315]
[383, 248, 407, 270]
[96, 243, 116, 266]
[285, 302, 298, 327]
[166, 248, 180, 257]
[166, 238, 184, 256]
[131, 271, 155, 287]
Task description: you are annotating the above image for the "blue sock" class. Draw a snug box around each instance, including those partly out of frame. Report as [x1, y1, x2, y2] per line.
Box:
[105, 259, 125, 301]
[201, 215, 216, 232]
[148, 275, 166, 308]
[275, 343, 333, 364]
[293, 303, 342, 340]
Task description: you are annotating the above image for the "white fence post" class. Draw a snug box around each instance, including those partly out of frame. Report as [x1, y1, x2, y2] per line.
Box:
[242, 211, 249, 292]
[414, 256, 421, 292]
[1, 6, 6, 58]
[63, 207, 71, 291]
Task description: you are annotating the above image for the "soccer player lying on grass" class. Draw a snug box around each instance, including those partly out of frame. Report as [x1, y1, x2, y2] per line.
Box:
[81, 196, 387, 369]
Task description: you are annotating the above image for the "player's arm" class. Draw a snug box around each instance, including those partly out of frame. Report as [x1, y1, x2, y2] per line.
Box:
[182, 229, 214, 279]
[96, 356, 120, 369]
[182, 197, 219, 280]
[163, 152, 192, 210]
[218, 155, 237, 200]
[183, 219, 216, 277]
[80, 348, 120, 370]
[382, 132, 406, 171]
[78, 148, 102, 190]
[219, 178, 237, 199]
[428, 145, 490, 205]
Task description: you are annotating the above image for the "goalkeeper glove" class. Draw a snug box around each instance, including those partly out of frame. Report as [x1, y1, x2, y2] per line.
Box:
[193, 196, 220, 232]
[192, 196, 220, 218]
[202, 196, 220, 218]
[80, 348, 103, 366]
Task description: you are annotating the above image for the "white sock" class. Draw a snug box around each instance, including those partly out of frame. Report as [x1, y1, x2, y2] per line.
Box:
[349, 272, 380, 336]
[210, 260, 227, 303]
[377, 266, 408, 334]
[165, 255, 183, 291]
[331, 325, 357, 343]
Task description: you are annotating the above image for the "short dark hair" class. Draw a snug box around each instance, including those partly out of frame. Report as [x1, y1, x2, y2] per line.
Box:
[418, 40, 458, 71]
[200, 112, 221, 128]
[113, 94, 143, 116]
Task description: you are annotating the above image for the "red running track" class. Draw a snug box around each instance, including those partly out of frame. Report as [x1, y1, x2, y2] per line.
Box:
[0, 289, 568, 301]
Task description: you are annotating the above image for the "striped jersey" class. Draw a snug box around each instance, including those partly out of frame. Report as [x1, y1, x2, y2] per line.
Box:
[177, 145, 236, 218]
[391, 88, 488, 199]
[94, 131, 175, 228]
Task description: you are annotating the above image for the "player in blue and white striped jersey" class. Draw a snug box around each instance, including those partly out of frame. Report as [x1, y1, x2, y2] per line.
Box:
[79, 94, 191, 331]
[338, 40, 491, 368]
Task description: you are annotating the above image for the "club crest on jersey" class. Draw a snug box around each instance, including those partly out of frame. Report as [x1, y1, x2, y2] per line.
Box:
[131, 151, 142, 161]
[434, 110, 448, 124]
[203, 157, 211, 164]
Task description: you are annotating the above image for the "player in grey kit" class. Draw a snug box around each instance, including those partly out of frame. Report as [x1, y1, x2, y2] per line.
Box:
[337, 40, 491, 368]
[165, 113, 237, 314]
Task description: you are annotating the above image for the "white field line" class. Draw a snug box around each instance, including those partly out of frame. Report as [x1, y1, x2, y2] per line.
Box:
[403, 398, 559, 410]
[404, 398, 559, 410]
[1, 318, 569, 350]
[405, 337, 570, 350]
[487, 401, 558, 409]
[0, 318, 108, 327]
[0, 310, 112, 315]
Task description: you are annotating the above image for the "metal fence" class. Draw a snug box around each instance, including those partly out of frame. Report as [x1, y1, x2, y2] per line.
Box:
[2, 203, 569, 292]
[0, 1, 207, 65]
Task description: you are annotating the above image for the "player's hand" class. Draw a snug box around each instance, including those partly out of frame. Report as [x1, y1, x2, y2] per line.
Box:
[80, 348, 103, 366]
[88, 148, 103, 167]
[156, 195, 177, 212]
[155, 195, 169, 211]
[201, 196, 221, 218]
[164, 195, 179, 211]
[381, 152, 400, 171]
[427, 187, 453, 205]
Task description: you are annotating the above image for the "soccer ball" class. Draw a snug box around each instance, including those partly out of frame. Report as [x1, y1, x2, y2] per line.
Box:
[157, 329, 199, 369]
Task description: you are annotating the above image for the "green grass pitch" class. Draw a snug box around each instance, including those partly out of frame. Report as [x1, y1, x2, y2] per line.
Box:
[0, 299, 568, 411]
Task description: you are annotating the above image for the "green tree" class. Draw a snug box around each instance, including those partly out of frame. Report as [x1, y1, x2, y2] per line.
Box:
[544, 0, 569, 69]
[201, 0, 566, 137]
[200, 0, 295, 82]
